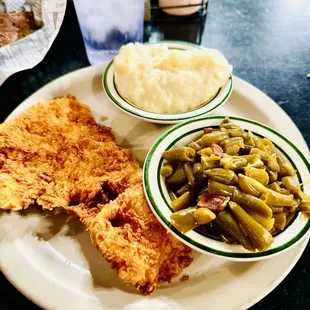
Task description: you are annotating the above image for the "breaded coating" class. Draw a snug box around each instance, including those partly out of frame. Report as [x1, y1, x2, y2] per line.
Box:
[67, 182, 193, 295]
[0, 96, 193, 294]
[0, 96, 139, 210]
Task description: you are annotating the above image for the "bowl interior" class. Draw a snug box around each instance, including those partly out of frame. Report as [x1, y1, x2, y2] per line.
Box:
[143, 116, 310, 260]
[113, 77, 223, 115]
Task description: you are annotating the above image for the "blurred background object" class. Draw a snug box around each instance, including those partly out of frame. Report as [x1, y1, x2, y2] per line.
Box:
[144, 0, 208, 44]
[74, 0, 145, 64]
[0, 0, 66, 86]
[159, 0, 206, 16]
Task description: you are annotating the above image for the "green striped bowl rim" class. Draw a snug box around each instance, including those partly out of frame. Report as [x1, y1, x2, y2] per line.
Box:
[143, 116, 310, 261]
[102, 41, 233, 124]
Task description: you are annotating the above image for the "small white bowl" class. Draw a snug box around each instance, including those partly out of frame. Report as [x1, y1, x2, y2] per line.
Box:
[102, 41, 233, 124]
[143, 116, 310, 261]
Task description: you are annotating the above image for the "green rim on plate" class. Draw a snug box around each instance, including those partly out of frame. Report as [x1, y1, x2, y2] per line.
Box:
[143, 116, 310, 258]
[102, 41, 233, 123]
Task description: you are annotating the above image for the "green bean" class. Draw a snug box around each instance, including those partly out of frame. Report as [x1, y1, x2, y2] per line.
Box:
[282, 177, 310, 203]
[277, 156, 296, 177]
[233, 189, 272, 218]
[221, 137, 244, 148]
[167, 167, 187, 185]
[220, 116, 231, 127]
[195, 138, 202, 145]
[267, 153, 280, 172]
[216, 211, 254, 251]
[245, 166, 269, 185]
[270, 206, 284, 213]
[267, 182, 282, 193]
[238, 174, 269, 197]
[194, 208, 216, 225]
[299, 202, 310, 213]
[229, 201, 274, 251]
[184, 163, 195, 186]
[170, 207, 216, 233]
[161, 164, 174, 178]
[281, 210, 290, 217]
[201, 132, 229, 147]
[176, 183, 191, 196]
[201, 156, 219, 170]
[220, 156, 248, 170]
[193, 163, 202, 175]
[257, 165, 267, 170]
[262, 190, 295, 206]
[188, 141, 201, 151]
[162, 147, 195, 162]
[239, 179, 260, 196]
[225, 145, 240, 155]
[255, 139, 269, 152]
[256, 138, 275, 158]
[273, 213, 286, 230]
[198, 147, 213, 156]
[169, 191, 178, 201]
[171, 191, 192, 211]
[274, 182, 290, 195]
[281, 188, 291, 195]
[220, 117, 244, 137]
[267, 170, 278, 183]
[204, 168, 236, 185]
[170, 207, 196, 233]
[220, 137, 245, 155]
[246, 209, 275, 231]
[244, 130, 256, 146]
[281, 176, 300, 195]
[251, 141, 276, 170]
[208, 180, 236, 197]
[218, 228, 238, 244]
[225, 127, 244, 137]
[288, 199, 299, 213]
[202, 154, 221, 161]
[302, 212, 310, 217]
[250, 148, 269, 161]
[241, 155, 264, 168]
[231, 174, 239, 185]
[262, 138, 275, 152]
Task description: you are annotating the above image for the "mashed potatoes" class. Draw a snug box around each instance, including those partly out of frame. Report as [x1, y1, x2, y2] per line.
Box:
[114, 43, 232, 114]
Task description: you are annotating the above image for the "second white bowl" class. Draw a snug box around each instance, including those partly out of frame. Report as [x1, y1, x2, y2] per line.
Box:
[102, 41, 233, 124]
[143, 116, 310, 261]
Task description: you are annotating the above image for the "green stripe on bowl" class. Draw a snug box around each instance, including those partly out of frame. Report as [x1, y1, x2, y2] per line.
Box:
[143, 115, 310, 258]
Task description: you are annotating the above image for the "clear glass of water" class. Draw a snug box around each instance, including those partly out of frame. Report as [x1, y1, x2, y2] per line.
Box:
[74, 0, 145, 65]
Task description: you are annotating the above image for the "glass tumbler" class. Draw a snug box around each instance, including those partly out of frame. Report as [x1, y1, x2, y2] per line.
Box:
[74, 0, 145, 64]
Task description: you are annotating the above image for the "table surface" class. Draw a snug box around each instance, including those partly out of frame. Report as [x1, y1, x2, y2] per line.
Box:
[0, 0, 309, 309]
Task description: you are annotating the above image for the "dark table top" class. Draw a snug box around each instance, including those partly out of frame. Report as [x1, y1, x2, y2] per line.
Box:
[0, 0, 309, 309]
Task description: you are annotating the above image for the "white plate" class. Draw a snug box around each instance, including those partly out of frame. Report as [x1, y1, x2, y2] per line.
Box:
[0, 63, 309, 310]
[103, 41, 233, 124]
[143, 116, 310, 260]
